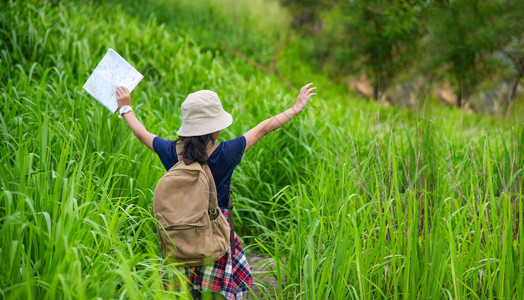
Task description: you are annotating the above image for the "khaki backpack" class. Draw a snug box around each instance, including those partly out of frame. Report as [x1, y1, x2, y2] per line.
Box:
[153, 142, 231, 266]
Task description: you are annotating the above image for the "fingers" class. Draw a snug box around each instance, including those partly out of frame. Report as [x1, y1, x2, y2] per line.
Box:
[306, 93, 317, 101]
[115, 86, 129, 97]
[294, 83, 317, 112]
[297, 83, 317, 104]
[301, 83, 314, 92]
[299, 83, 316, 99]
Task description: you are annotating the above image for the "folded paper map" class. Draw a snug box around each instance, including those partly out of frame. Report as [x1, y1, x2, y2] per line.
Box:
[83, 48, 143, 113]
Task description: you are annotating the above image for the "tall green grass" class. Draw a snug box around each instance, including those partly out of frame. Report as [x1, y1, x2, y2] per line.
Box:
[1, 0, 523, 299]
[252, 119, 523, 298]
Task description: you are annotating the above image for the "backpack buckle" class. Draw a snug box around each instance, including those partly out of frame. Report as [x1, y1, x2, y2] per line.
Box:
[208, 208, 220, 220]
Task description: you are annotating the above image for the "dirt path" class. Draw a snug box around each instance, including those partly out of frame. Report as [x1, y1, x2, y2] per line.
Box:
[246, 251, 281, 299]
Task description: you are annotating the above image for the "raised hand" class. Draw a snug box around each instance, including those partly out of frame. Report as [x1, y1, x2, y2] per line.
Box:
[243, 82, 318, 150]
[115, 86, 131, 108]
[293, 83, 317, 113]
[114, 86, 156, 151]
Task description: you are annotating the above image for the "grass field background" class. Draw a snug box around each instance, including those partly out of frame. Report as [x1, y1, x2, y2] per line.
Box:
[1, 0, 523, 299]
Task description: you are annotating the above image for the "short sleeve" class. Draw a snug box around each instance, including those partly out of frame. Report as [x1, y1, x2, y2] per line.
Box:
[218, 136, 246, 167]
[153, 136, 178, 171]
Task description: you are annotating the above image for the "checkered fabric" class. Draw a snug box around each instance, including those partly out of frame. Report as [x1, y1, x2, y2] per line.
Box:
[183, 209, 253, 300]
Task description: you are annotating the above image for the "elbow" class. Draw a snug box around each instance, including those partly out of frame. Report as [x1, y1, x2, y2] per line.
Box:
[258, 129, 269, 140]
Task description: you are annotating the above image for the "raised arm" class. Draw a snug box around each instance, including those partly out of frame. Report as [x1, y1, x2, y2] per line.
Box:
[115, 86, 156, 152]
[243, 83, 316, 151]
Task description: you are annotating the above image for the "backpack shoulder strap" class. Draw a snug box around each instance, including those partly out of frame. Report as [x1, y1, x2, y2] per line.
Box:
[206, 142, 221, 157]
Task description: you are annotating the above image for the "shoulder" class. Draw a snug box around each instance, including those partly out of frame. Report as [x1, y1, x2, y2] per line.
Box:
[153, 136, 174, 151]
[153, 136, 178, 171]
[219, 136, 246, 153]
[210, 136, 246, 166]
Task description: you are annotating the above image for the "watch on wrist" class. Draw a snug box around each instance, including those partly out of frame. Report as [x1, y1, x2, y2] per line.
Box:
[119, 105, 133, 118]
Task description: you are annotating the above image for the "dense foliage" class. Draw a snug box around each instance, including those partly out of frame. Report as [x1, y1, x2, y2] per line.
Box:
[284, 0, 524, 112]
[1, 0, 523, 299]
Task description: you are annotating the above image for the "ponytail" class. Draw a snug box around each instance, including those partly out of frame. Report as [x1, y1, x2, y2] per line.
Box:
[176, 134, 214, 165]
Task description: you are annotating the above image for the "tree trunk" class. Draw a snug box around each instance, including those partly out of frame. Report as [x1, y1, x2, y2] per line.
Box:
[373, 81, 380, 100]
[456, 91, 463, 108]
[456, 79, 471, 108]
[372, 68, 380, 100]
[506, 75, 522, 118]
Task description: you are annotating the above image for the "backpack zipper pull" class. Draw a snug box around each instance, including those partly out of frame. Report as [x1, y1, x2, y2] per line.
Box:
[196, 228, 200, 235]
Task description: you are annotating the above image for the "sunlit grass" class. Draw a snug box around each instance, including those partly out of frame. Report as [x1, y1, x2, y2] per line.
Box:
[1, 0, 523, 299]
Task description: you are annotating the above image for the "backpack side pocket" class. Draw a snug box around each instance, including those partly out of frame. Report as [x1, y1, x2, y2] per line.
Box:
[156, 210, 212, 262]
[210, 213, 230, 260]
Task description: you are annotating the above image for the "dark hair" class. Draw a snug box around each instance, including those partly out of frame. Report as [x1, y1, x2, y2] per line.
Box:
[176, 134, 214, 165]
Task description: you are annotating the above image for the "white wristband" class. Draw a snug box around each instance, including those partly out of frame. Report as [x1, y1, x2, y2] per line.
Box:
[119, 106, 133, 118]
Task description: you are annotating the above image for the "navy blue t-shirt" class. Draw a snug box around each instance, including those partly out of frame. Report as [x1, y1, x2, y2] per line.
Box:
[153, 136, 246, 208]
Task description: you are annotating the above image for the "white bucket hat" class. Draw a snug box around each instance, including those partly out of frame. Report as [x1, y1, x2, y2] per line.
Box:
[176, 90, 233, 137]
